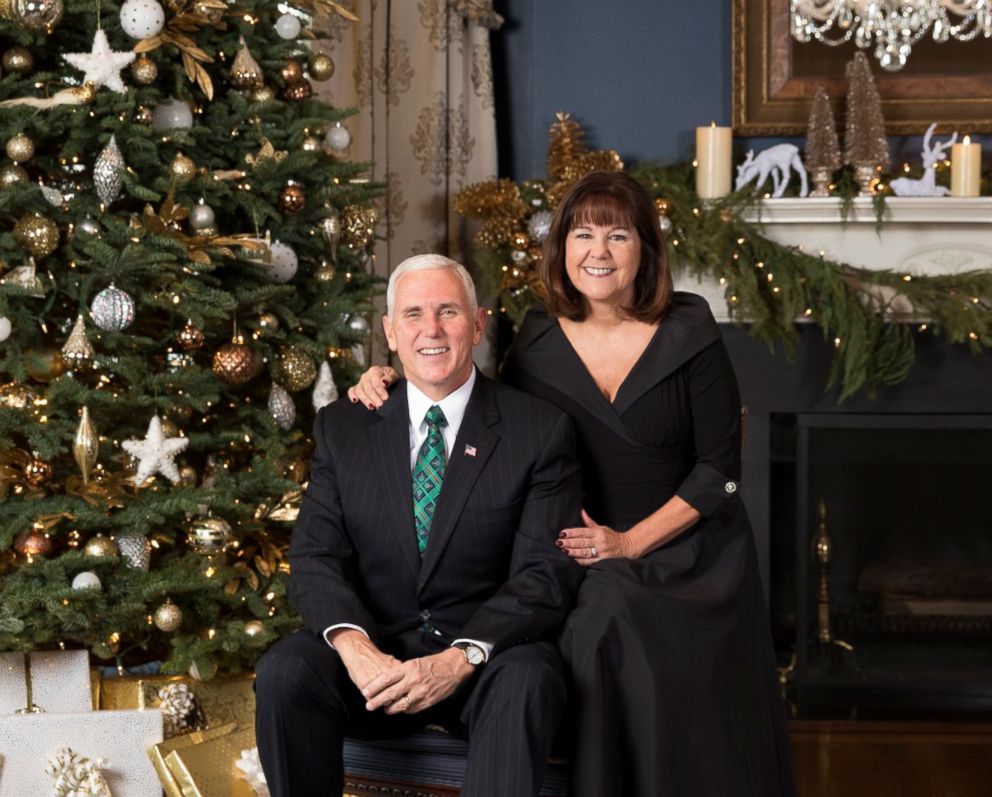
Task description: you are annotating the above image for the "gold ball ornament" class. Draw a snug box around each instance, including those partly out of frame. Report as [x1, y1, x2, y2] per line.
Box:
[24, 349, 66, 382]
[177, 463, 197, 487]
[1, 163, 29, 187]
[249, 85, 274, 103]
[258, 312, 280, 335]
[0, 382, 39, 410]
[654, 197, 672, 216]
[177, 321, 205, 351]
[14, 528, 54, 558]
[212, 341, 261, 385]
[308, 52, 335, 81]
[6, 132, 35, 163]
[244, 620, 265, 637]
[302, 135, 322, 152]
[510, 231, 529, 250]
[341, 205, 379, 250]
[83, 533, 119, 559]
[1, 0, 63, 33]
[14, 213, 60, 258]
[273, 345, 317, 391]
[24, 454, 52, 486]
[169, 152, 197, 181]
[153, 600, 183, 632]
[134, 105, 154, 125]
[282, 80, 312, 101]
[314, 263, 336, 282]
[2, 46, 34, 74]
[187, 517, 234, 555]
[131, 55, 158, 84]
[280, 183, 306, 214]
[280, 59, 303, 83]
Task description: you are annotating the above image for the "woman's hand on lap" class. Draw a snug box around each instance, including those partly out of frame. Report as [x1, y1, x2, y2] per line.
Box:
[557, 509, 635, 565]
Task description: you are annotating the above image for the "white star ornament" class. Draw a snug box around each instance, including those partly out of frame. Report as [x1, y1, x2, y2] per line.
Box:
[122, 415, 190, 484]
[64, 28, 136, 94]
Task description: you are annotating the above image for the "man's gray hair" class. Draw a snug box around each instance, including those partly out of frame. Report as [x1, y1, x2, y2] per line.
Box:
[385, 254, 478, 316]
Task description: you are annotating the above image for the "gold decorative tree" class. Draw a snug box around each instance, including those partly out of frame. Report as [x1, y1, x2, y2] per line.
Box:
[844, 52, 890, 195]
[805, 87, 841, 197]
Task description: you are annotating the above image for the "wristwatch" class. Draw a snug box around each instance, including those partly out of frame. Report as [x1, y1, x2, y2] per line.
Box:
[453, 642, 485, 666]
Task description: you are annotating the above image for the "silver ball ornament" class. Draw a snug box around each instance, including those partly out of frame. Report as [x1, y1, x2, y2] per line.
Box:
[244, 620, 265, 637]
[77, 217, 101, 237]
[347, 315, 370, 334]
[324, 123, 351, 152]
[0, 317, 11, 343]
[152, 98, 194, 132]
[71, 571, 102, 590]
[659, 215, 673, 234]
[90, 285, 135, 331]
[254, 240, 298, 283]
[527, 210, 553, 243]
[189, 201, 216, 230]
[274, 12, 301, 39]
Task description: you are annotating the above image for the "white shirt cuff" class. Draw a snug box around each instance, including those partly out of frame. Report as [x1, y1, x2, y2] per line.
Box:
[323, 623, 369, 648]
[451, 638, 493, 663]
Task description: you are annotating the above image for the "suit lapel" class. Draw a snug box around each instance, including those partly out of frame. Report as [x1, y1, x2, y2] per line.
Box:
[417, 376, 500, 593]
[369, 382, 421, 581]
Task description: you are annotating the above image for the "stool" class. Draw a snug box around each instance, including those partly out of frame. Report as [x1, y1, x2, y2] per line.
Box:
[343, 729, 569, 796]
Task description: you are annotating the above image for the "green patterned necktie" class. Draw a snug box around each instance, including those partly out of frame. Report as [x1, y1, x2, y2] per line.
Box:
[412, 405, 448, 555]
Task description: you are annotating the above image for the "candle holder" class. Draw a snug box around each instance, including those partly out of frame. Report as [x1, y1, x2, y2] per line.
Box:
[809, 168, 832, 197]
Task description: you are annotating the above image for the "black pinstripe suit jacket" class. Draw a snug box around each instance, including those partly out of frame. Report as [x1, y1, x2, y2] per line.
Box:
[287, 372, 584, 656]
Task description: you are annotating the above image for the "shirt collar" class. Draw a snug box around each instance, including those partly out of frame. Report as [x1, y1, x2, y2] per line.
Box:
[406, 368, 477, 434]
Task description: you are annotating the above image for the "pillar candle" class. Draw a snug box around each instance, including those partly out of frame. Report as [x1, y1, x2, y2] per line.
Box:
[951, 135, 981, 197]
[695, 122, 733, 199]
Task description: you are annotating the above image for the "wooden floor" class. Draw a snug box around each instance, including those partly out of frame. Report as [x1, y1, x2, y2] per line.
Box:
[791, 721, 992, 797]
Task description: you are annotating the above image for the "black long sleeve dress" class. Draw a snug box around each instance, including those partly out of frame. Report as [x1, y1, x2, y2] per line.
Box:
[501, 293, 796, 797]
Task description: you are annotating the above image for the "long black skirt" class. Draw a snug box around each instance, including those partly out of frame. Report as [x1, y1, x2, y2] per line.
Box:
[558, 516, 796, 797]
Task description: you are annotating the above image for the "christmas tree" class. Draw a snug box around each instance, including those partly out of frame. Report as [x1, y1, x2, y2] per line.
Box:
[0, 0, 380, 679]
[843, 51, 890, 194]
[804, 86, 841, 197]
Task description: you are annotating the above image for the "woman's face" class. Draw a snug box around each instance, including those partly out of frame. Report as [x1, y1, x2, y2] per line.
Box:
[563, 220, 641, 310]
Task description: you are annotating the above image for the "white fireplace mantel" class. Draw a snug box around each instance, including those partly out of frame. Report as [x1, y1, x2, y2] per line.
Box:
[674, 197, 992, 322]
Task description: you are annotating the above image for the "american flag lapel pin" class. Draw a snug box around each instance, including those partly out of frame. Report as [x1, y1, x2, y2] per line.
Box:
[464, 444, 477, 458]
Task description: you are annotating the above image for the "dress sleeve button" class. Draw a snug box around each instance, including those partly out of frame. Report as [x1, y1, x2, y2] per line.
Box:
[725, 481, 737, 494]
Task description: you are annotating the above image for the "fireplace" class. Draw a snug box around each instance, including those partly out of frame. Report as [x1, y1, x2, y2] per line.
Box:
[716, 323, 992, 720]
[791, 414, 992, 717]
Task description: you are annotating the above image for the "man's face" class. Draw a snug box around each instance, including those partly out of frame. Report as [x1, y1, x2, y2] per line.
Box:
[382, 268, 486, 400]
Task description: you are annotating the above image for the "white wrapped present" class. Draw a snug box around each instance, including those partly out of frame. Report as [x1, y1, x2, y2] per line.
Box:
[0, 709, 163, 797]
[0, 651, 93, 714]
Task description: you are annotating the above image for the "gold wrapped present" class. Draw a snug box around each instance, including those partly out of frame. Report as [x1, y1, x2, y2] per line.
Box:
[148, 722, 239, 797]
[165, 727, 256, 797]
[97, 672, 255, 729]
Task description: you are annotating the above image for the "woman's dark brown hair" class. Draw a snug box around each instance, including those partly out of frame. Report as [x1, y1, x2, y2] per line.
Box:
[541, 170, 673, 323]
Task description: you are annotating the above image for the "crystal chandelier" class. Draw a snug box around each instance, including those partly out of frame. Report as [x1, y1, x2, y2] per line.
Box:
[790, 1, 992, 71]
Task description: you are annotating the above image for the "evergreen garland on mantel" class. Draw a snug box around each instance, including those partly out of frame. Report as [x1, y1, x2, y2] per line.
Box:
[455, 115, 992, 401]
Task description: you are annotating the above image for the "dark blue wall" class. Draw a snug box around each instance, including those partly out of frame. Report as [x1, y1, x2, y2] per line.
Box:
[491, 0, 925, 181]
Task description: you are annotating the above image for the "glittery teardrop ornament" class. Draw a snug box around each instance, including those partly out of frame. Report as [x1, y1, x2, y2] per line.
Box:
[90, 284, 135, 331]
[230, 35, 262, 89]
[93, 135, 125, 206]
[268, 382, 296, 430]
[73, 405, 99, 485]
[116, 529, 151, 570]
[61, 314, 96, 371]
[312, 360, 337, 411]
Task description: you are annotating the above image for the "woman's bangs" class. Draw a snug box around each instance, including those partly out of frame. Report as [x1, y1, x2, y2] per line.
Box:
[570, 193, 634, 231]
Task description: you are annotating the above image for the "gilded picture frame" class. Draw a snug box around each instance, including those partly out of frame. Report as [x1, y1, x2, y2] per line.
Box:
[733, 0, 992, 136]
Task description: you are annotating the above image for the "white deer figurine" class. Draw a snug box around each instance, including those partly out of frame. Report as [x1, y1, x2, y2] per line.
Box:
[889, 123, 957, 197]
[735, 144, 809, 198]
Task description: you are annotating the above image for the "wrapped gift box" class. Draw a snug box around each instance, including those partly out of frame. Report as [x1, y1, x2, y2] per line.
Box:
[148, 722, 239, 797]
[0, 650, 92, 714]
[98, 672, 255, 729]
[165, 726, 257, 797]
[0, 709, 163, 797]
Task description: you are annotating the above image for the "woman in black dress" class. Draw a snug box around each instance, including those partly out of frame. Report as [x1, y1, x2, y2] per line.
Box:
[350, 171, 795, 797]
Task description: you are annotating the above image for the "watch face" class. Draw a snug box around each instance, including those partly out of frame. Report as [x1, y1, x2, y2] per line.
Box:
[466, 645, 484, 665]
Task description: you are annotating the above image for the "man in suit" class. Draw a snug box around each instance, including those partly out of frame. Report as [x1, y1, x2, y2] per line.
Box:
[255, 254, 584, 796]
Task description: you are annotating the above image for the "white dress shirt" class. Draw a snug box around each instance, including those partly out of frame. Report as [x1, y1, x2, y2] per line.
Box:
[324, 369, 493, 661]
